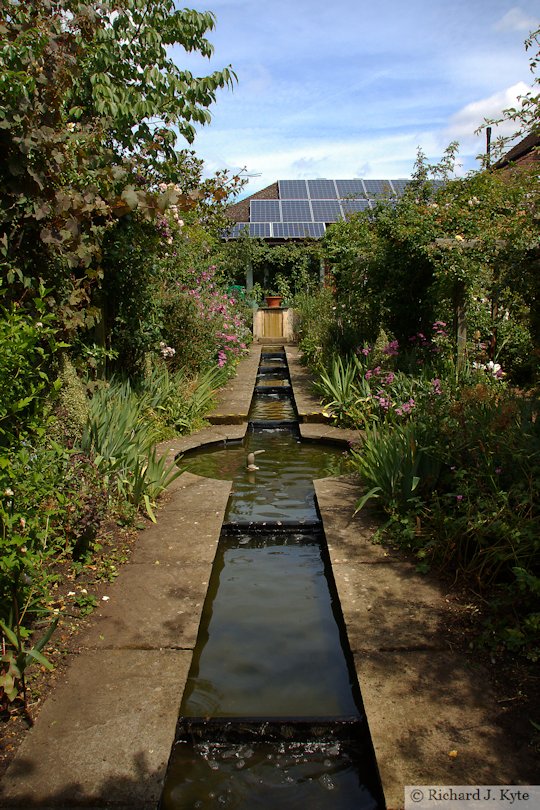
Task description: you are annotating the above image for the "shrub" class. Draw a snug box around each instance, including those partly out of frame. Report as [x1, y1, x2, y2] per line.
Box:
[0, 296, 61, 448]
[294, 287, 338, 369]
[351, 422, 439, 515]
[53, 356, 90, 447]
[81, 380, 181, 521]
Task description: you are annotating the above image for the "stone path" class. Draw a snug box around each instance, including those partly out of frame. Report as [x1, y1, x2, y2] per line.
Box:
[0, 345, 534, 809]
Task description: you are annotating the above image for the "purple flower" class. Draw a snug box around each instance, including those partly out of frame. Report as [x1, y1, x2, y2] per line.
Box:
[456, 494, 463, 502]
[382, 340, 399, 357]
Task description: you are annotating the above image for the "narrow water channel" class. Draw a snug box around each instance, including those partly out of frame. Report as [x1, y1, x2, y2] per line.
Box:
[160, 348, 385, 809]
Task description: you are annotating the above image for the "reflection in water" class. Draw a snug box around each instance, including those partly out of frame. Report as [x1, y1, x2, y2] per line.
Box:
[249, 393, 297, 422]
[256, 377, 291, 388]
[178, 430, 351, 525]
[180, 532, 360, 718]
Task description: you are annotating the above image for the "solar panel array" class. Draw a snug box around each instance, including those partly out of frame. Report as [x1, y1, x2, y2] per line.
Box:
[225, 178, 412, 240]
[279, 178, 408, 201]
[225, 222, 326, 239]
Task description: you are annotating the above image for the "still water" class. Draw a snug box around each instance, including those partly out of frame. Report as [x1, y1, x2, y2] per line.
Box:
[180, 531, 360, 718]
[178, 429, 350, 525]
[161, 349, 384, 809]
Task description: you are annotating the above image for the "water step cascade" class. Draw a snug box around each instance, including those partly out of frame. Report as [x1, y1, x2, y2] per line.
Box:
[160, 348, 385, 809]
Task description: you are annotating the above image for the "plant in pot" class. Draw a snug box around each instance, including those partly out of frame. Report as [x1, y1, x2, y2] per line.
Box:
[264, 292, 283, 308]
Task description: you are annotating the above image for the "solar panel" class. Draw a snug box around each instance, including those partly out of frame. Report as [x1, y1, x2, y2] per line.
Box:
[249, 223, 272, 238]
[341, 199, 371, 216]
[224, 222, 273, 238]
[250, 200, 281, 222]
[363, 179, 394, 197]
[310, 199, 343, 222]
[278, 180, 309, 199]
[222, 223, 247, 238]
[272, 222, 326, 239]
[390, 179, 410, 196]
[307, 179, 338, 199]
[335, 179, 366, 199]
[281, 200, 313, 222]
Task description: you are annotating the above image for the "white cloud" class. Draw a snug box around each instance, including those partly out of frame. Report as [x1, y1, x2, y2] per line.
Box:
[213, 132, 448, 194]
[178, 0, 539, 194]
[494, 7, 538, 32]
[446, 81, 532, 141]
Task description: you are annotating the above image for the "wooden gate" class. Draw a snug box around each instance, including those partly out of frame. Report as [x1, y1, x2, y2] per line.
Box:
[262, 309, 283, 338]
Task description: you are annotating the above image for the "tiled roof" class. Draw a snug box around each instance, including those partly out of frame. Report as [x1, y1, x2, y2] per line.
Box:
[494, 132, 540, 169]
[227, 182, 279, 223]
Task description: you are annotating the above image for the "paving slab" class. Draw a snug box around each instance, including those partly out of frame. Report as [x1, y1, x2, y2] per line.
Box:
[156, 425, 246, 466]
[285, 345, 329, 422]
[314, 476, 390, 564]
[300, 422, 363, 446]
[78, 561, 212, 650]
[0, 649, 191, 808]
[1, 472, 231, 808]
[355, 650, 523, 810]
[207, 344, 261, 423]
[315, 474, 536, 809]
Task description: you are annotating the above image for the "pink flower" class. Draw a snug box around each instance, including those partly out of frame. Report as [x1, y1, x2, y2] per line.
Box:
[382, 340, 399, 356]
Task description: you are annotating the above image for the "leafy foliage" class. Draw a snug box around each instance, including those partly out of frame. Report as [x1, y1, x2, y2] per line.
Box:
[323, 147, 539, 381]
[0, 0, 242, 331]
[322, 339, 540, 658]
[81, 380, 178, 520]
[0, 292, 63, 446]
[351, 424, 426, 513]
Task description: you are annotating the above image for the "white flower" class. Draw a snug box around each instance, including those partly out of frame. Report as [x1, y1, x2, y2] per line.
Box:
[486, 361, 502, 377]
[4, 488, 14, 497]
[102, 595, 110, 602]
[66, 122, 75, 132]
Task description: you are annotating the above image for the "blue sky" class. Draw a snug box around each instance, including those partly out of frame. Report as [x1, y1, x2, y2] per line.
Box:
[171, 1, 538, 196]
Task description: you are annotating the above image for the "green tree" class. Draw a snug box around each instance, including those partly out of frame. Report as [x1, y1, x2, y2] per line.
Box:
[0, 0, 238, 325]
[323, 147, 538, 377]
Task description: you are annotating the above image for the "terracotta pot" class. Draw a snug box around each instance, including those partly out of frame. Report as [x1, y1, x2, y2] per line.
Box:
[265, 295, 283, 308]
